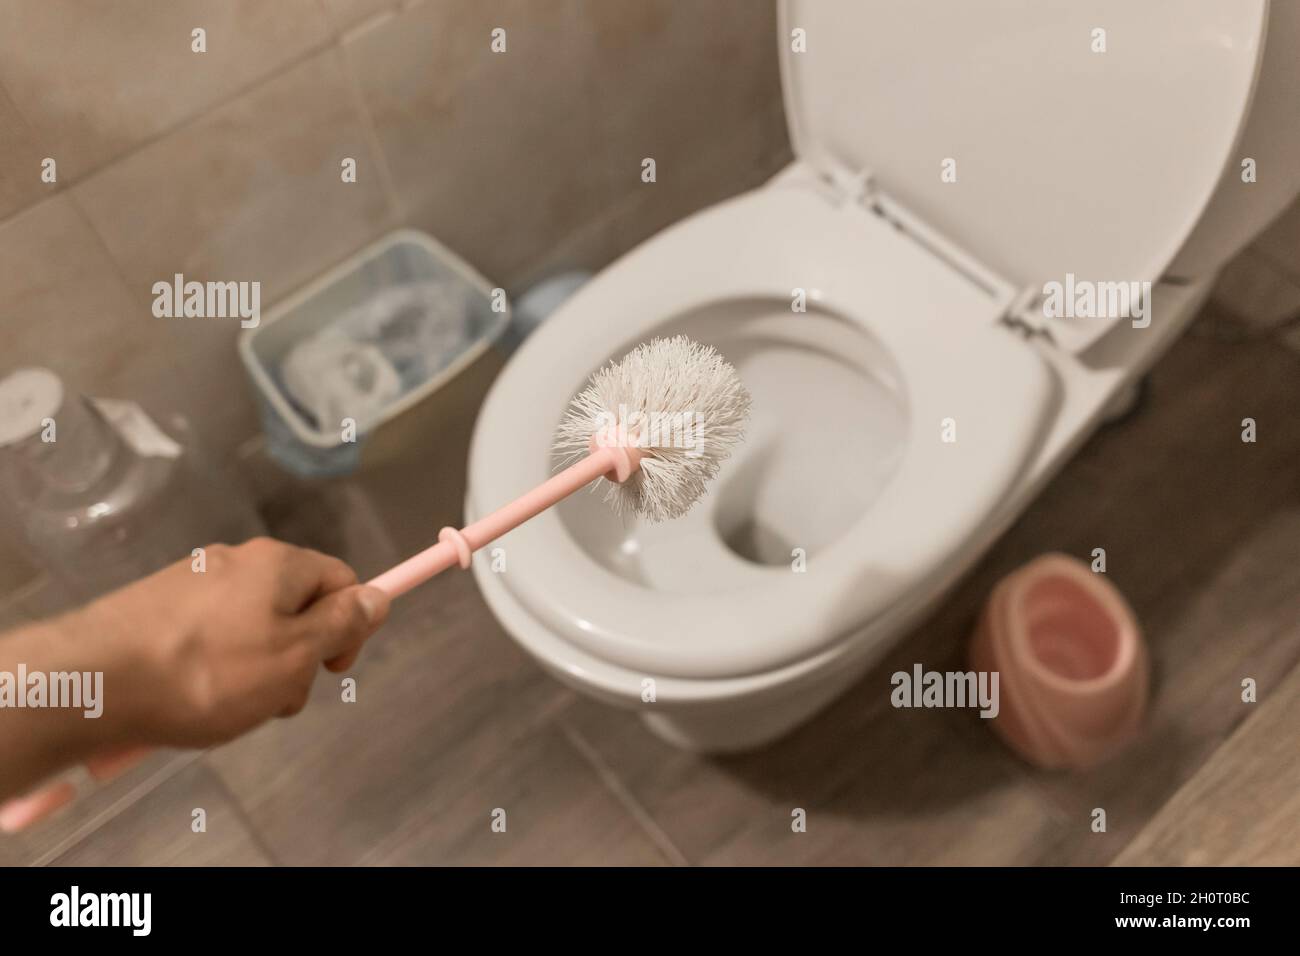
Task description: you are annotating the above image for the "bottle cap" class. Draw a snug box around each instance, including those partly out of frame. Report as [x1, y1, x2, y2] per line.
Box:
[0, 368, 64, 447]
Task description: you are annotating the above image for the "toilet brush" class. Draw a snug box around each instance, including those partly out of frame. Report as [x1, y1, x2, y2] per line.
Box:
[368, 335, 751, 597]
[0, 336, 748, 833]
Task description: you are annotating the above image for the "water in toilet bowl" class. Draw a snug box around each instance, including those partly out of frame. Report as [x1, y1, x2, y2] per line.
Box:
[555, 298, 908, 592]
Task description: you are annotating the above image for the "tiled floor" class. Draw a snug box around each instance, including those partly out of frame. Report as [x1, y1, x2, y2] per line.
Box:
[4, 301, 1299, 866]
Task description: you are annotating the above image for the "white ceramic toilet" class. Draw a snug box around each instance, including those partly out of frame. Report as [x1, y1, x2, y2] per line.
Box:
[468, 0, 1300, 751]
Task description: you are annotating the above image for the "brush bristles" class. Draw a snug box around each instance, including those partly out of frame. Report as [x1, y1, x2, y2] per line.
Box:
[553, 335, 751, 521]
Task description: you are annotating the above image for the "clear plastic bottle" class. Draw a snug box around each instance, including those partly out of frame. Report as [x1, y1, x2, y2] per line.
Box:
[0, 368, 263, 605]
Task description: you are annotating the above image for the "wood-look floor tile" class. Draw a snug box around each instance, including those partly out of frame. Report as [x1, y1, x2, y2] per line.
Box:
[1114, 661, 1300, 866]
[50, 762, 270, 867]
[205, 567, 574, 865]
[0, 751, 196, 867]
[560, 309, 1300, 866]
[560, 672, 1073, 866]
[1029, 513, 1300, 864]
[360, 722, 671, 866]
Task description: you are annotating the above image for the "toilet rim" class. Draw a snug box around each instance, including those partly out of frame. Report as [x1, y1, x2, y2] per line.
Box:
[471, 528, 870, 704]
[468, 182, 1052, 680]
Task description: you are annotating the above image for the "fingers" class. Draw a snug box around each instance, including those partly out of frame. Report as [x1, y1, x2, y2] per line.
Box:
[0, 748, 156, 833]
[0, 781, 76, 833]
[323, 647, 362, 674]
[310, 552, 363, 602]
[293, 584, 390, 669]
[246, 538, 357, 614]
[86, 746, 152, 781]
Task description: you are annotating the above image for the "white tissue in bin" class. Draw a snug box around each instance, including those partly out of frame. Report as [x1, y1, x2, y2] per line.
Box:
[281, 332, 402, 433]
[279, 280, 474, 433]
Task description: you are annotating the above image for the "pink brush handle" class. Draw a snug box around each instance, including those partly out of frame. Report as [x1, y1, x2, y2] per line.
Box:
[0, 450, 639, 829]
[367, 442, 640, 598]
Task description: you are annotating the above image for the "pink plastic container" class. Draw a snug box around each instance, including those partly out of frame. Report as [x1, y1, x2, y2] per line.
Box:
[970, 553, 1148, 770]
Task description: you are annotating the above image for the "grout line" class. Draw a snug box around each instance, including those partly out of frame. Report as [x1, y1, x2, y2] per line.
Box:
[934, 704, 1086, 864]
[350, 688, 579, 867]
[0, 82, 65, 212]
[0, 572, 51, 617]
[74, 33, 337, 183]
[335, 27, 405, 221]
[337, 3, 402, 46]
[32, 751, 203, 867]
[532, 688, 579, 726]
[62, 189, 203, 414]
[205, 756, 283, 867]
[557, 715, 691, 867]
[65, 189, 152, 311]
[0, 33, 340, 235]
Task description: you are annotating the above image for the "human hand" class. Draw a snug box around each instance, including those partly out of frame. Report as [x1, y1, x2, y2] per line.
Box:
[81, 537, 390, 749]
[0, 537, 388, 830]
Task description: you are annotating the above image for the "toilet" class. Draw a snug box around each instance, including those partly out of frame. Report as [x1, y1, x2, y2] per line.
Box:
[467, 0, 1300, 752]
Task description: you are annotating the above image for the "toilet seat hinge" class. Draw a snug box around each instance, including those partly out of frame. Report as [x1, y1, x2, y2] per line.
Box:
[1000, 285, 1057, 344]
[827, 164, 876, 207]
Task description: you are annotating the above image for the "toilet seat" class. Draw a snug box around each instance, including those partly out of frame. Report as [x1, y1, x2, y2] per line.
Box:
[468, 183, 1052, 680]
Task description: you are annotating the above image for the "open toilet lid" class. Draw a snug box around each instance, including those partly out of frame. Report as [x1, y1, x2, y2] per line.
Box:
[780, 0, 1268, 333]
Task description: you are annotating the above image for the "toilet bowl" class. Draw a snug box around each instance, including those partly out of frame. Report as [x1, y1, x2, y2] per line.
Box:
[468, 0, 1300, 751]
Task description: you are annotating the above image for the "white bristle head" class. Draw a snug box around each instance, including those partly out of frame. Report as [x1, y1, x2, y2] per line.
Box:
[553, 335, 751, 522]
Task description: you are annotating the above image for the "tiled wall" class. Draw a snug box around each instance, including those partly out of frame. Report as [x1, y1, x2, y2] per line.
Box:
[0, 0, 790, 597]
[0, 0, 788, 444]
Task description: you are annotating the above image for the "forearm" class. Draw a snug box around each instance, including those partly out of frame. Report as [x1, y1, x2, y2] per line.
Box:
[0, 539, 388, 804]
[0, 610, 137, 801]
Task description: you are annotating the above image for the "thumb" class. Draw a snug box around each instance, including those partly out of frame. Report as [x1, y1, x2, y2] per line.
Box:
[298, 584, 390, 669]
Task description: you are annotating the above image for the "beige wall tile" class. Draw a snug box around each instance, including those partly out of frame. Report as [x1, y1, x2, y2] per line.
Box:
[589, 0, 789, 247]
[319, 0, 402, 36]
[0, 197, 212, 580]
[603, 112, 791, 260]
[0, 0, 329, 181]
[74, 49, 395, 456]
[74, 48, 392, 302]
[2, 0, 792, 466]
[581, 0, 792, 256]
[0, 197, 166, 401]
[346, 0, 616, 286]
[0, 198, 190, 590]
[504, 205, 617, 292]
[0, 82, 54, 221]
